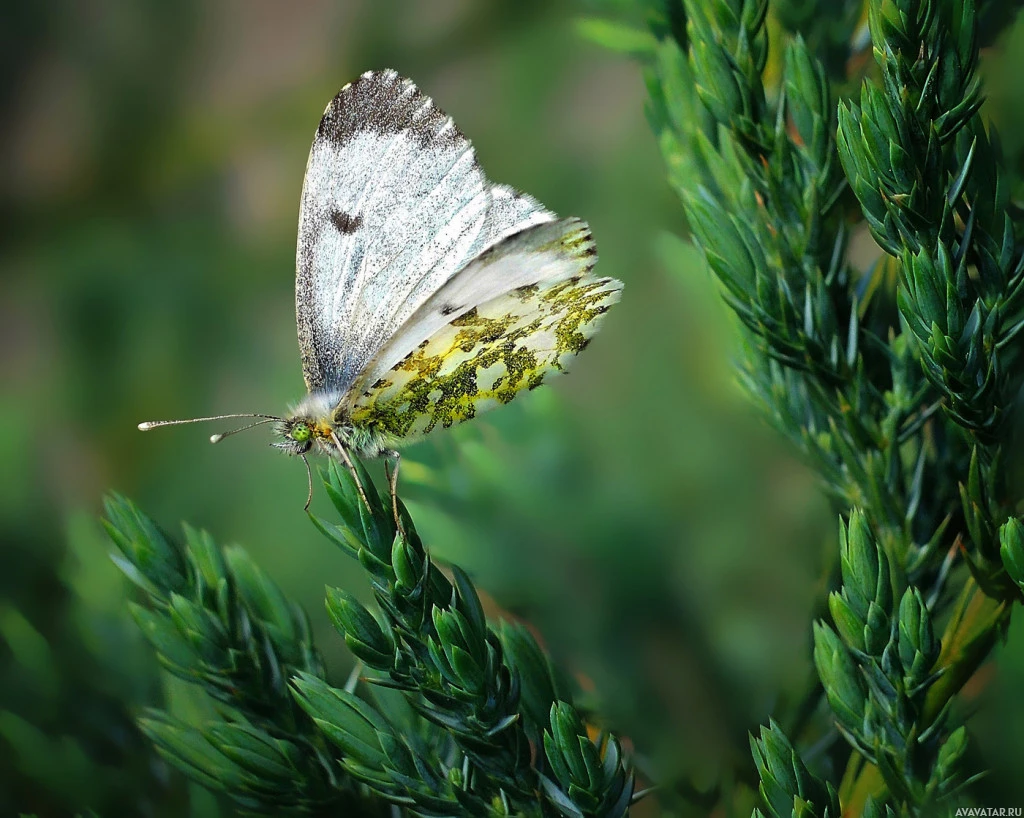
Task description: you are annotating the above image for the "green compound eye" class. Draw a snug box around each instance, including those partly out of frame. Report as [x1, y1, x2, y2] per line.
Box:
[290, 423, 311, 442]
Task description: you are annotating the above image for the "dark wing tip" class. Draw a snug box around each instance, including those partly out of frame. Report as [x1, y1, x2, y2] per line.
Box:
[315, 69, 470, 152]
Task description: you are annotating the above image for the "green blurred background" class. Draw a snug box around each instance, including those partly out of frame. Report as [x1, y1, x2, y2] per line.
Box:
[2, 1, 1024, 815]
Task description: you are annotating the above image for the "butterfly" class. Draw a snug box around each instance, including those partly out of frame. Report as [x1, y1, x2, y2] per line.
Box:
[139, 69, 623, 515]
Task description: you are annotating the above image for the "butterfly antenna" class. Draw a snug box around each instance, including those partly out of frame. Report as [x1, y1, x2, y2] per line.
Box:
[138, 413, 280, 431]
[209, 418, 279, 444]
[301, 453, 313, 511]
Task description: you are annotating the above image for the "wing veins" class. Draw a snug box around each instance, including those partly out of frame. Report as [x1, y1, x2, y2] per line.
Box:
[349, 138, 481, 335]
[329, 123, 414, 326]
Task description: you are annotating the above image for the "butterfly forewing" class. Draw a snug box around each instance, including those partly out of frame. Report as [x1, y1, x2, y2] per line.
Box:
[296, 69, 489, 393]
[295, 70, 559, 397]
[348, 220, 622, 440]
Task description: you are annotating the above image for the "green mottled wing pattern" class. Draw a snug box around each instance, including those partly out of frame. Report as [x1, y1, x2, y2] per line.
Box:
[349, 274, 622, 440]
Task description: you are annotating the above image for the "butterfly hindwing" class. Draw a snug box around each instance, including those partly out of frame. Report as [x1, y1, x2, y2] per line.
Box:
[348, 238, 622, 441]
[348, 218, 599, 397]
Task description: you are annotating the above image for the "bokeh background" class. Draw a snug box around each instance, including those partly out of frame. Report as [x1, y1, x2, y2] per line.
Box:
[2, 1, 1024, 815]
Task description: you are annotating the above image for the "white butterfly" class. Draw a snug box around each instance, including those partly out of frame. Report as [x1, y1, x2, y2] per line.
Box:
[140, 69, 623, 512]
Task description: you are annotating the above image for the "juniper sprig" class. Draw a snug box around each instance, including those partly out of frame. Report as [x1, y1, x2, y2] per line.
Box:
[582, 0, 1024, 813]
[105, 459, 638, 817]
[103, 493, 370, 815]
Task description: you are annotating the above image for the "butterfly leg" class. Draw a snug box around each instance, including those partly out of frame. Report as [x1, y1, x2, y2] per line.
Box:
[329, 430, 373, 514]
[383, 449, 402, 531]
[300, 453, 313, 511]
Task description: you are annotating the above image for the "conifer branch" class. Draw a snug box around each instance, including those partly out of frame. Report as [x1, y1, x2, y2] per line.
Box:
[612, 0, 1024, 813]
[103, 493, 376, 815]
[645, 0, 959, 597]
[105, 461, 638, 816]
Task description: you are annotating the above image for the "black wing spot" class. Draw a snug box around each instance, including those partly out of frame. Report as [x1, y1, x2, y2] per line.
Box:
[440, 303, 461, 316]
[330, 209, 363, 234]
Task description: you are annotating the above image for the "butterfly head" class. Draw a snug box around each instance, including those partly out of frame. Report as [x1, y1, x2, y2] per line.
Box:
[273, 417, 317, 455]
